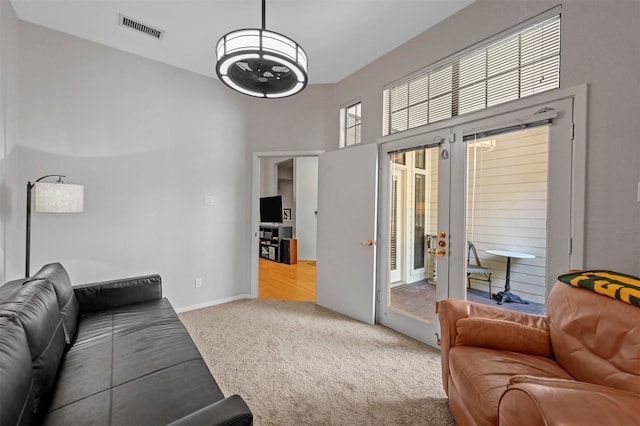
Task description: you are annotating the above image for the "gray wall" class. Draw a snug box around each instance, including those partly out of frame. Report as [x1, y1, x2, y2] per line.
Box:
[0, 0, 19, 284]
[260, 158, 280, 198]
[332, 0, 640, 275]
[12, 22, 254, 308]
[245, 85, 335, 154]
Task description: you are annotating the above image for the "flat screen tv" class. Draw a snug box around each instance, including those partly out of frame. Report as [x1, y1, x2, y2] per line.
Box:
[260, 196, 283, 223]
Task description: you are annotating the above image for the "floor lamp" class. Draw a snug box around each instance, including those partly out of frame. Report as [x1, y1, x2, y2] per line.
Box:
[26, 175, 84, 277]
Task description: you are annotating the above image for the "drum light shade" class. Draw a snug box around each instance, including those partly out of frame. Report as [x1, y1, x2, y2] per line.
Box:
[35, 182, 84, 213]
[215, 1, 308, 98]
[25, 175, 84, 277]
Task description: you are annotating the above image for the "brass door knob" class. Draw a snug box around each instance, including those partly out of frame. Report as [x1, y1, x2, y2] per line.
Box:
[360, 239, 373, 246]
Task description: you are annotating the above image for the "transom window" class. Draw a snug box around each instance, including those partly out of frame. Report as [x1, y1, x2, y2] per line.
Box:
[340, 102, 362, 147]
[383, 15, 561, 136]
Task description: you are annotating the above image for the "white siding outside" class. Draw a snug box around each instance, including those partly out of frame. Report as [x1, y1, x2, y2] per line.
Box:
[466, 126, 549, 304]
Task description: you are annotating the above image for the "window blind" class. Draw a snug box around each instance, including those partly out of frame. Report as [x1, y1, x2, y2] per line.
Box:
[383, 15, 560, 136]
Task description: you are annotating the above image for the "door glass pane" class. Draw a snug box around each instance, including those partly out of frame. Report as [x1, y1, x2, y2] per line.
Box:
[390, 175, 398, 271]
[391, 152, 406, 165]
[415, 148, 426, 169]
[414, 174, 425, 269]
[389, 146, 439, 322]
[465, 127, 548, 315]
[390, 169, 405, 284]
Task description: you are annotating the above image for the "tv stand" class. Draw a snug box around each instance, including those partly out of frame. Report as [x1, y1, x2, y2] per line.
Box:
[259, 225, 293, 263]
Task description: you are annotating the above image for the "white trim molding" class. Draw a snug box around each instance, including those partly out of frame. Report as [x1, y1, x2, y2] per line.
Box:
[174, 294, 252, 313]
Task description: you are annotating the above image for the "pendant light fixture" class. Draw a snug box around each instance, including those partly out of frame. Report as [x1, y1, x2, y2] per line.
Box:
[215, 0, 308, 98]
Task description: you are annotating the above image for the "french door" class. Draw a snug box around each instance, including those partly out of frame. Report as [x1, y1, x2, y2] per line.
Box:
[378, 130, 451, 347]
[448, 98, 575, 301]
[376, 91, 583, 347]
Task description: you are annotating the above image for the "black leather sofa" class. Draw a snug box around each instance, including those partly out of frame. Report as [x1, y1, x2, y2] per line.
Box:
[0, 263, 253, 425]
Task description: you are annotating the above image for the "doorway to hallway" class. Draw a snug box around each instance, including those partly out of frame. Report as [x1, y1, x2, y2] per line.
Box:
[251, 151, 322, 301]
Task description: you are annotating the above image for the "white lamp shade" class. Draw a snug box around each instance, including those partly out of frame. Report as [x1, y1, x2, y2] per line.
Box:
[34, 182, 84, 213]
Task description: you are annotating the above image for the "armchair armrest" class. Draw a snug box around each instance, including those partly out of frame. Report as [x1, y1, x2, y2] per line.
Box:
[167, 395, 253, 426]
[499, 377, 640, 426]
[74, 274, 162, 313]
[438, 299, 549, 394]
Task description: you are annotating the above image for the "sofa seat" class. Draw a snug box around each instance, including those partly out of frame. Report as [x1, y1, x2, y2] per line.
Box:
[46, 298, 225, 425]
[448, 346, 573, 425]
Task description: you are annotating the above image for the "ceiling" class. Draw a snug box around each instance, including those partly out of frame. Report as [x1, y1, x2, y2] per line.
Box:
[10, 0, 474, 85]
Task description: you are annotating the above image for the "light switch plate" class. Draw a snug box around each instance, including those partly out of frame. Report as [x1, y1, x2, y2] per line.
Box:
[203, 195, 215, 206]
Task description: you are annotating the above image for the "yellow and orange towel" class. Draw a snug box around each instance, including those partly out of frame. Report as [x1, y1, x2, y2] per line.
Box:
[558, 270, 640, 307]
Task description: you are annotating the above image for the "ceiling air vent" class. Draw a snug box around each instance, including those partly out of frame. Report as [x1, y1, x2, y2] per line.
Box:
[119, 14, 164, 40]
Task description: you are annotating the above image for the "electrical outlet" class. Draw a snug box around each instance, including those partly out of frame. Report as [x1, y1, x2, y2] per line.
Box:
[203, 195, 215, 206]
[194, 278, 203, 288]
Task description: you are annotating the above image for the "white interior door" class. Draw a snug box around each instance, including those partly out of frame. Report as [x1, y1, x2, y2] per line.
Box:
[316, 142, 378, 324]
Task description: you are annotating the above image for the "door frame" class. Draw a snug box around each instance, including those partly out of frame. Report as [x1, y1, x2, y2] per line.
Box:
[378, 136, 452, 347]
[375, 85, 587, 346]
[250, 150, 324, 299]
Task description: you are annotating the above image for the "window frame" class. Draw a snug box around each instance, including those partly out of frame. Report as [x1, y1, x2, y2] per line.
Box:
[383, 7, 561, 136]
[339, 100, 363, 148]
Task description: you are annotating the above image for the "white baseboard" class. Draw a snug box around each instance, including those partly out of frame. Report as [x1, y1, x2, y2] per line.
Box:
[175, 294, 253, 313]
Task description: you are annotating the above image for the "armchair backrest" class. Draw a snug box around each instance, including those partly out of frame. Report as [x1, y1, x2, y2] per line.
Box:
[546, 282, 640, 394]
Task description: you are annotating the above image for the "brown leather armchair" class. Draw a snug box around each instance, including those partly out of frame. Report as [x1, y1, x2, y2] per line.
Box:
[439, 276, 640, 426]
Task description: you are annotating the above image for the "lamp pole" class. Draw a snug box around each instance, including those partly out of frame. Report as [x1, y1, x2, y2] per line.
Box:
[25, 175, 65, 277]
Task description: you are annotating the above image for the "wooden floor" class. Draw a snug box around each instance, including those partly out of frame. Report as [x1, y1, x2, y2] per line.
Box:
[258, 258, 316, 302]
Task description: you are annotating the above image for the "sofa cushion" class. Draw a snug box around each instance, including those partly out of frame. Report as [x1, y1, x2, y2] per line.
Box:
[33, 263, 80, 344]
[547, 282, 640, 394]
[45, 359, 224, 426]
[111, 302, 205, 386]
[47, 312, 113, 410]
[0, 277, 30, 294]
[455, 317, 552, 357]
[46, 298, 225, 424]
[44, 390, 111, 426]
[0, 316, 34, 426]
[448, 345, 573, 426]
[0, 280, 67, 415]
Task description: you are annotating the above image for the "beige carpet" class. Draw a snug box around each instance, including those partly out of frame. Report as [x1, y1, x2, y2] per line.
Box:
[179, 299, 455, 426]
